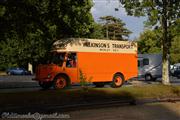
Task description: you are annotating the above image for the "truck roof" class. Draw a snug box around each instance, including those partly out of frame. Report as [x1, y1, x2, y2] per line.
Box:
[53, 38, 137, 54]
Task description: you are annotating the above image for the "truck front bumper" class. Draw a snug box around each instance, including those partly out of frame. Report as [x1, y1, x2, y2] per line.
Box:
[32, 78, 52, 82]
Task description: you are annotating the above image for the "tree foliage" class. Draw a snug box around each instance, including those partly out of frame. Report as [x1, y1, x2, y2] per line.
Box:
[88, 23, 104, 39]
[138, 29, 162, 54]
[119, 0, 180, 84]
[138, 19, 180, 64]
[170, 36, 180, 63]
[0, 0, 94, 70]
[170, 19, 180, 64]
[99, 16, 131, 40]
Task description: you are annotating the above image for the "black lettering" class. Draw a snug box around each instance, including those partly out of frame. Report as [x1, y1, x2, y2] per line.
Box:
[112, 43, 133, 49]
[107, 43, 110, 48]
[83, 42, 90, 47]
[83, 42, 108, 48]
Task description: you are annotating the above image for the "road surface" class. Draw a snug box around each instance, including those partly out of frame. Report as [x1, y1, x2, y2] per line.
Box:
[0, 75, 179, 93]
[69, 102, 180, 120]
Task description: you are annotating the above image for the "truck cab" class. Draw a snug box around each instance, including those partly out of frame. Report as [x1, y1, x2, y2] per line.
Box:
[33, 52, 78, 89]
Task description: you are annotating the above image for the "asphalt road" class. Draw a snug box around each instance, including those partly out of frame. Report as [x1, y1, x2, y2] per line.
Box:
[0, 75, 179, 93]
[68, 102, 180, 120]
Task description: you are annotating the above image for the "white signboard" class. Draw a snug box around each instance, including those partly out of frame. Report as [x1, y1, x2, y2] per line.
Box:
[53, 38, 137, 54]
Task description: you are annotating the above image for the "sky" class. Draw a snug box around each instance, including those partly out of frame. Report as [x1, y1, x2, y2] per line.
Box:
[91, 0, 147, 40]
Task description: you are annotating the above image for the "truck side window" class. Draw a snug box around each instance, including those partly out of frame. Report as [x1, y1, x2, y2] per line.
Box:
[66, 53, 77, 68]
[143, 58, 149, 66]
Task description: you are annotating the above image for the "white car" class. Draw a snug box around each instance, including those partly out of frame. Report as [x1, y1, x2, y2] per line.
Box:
[171, 63, 180, 77]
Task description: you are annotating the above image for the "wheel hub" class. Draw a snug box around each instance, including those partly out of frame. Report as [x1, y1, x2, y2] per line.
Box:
[56, 78, 66, 88]
[115, 77, 122, 86]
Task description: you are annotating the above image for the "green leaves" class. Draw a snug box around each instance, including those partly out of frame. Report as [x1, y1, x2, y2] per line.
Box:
[99, 16, 131, 40]
[138, 29, 162, 54]
[88, 23, 104, 39]
[0, 0, 95, 69]
[170, 19, 180, 63]
[0, 5, 5, 17]
[138, 20, 180, 64]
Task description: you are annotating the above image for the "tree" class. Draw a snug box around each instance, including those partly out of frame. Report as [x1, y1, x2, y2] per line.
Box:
[137, 20, 180, 64]
[170, 36, 180, 63]
[138, 29, 162, 54]
[119, 0, 180, 85]
[170, 19, 180, 64]
[0, 0, 95, 69]
[88, 23, 104, 39]
[99, 16, 131, 40]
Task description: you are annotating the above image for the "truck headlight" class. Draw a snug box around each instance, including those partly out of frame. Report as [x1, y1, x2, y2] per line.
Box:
[47, 74, 51, 78]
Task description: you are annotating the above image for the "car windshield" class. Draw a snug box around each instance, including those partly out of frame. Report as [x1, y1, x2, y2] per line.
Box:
[50, 52, 65, 66]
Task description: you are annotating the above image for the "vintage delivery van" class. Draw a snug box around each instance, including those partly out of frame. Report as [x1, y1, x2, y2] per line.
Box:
[33, 38, 137, 89]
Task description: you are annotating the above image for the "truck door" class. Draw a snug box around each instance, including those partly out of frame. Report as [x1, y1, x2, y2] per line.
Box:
[64, 53, 78, 84]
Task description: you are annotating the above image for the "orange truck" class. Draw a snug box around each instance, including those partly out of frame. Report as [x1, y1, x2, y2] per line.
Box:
[33, 38, 137, 89]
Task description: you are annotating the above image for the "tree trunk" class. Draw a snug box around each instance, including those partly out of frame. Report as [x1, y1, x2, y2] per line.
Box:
[162, 52, 170, 85]
[106, 25, 109, 39]
[162, 0, 170, 85]
[113, 30, 115, 40]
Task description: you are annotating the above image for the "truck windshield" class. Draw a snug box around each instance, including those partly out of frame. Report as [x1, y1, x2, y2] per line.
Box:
[50, 52, 65, 66]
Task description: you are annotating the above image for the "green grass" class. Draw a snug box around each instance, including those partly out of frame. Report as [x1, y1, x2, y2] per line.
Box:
[96, 85, 180, 98]
[0, 85, 180, 106]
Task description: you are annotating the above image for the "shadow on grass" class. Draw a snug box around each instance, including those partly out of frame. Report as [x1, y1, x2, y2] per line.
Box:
[0, 85, 180, 114]
[0, 88, 136, 113]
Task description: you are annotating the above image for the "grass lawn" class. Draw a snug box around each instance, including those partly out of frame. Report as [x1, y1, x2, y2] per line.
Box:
[0, 85, 180, 107]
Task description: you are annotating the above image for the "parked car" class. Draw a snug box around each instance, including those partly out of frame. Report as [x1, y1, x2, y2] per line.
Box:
[171, 63, 180, 78]
[6, 67, 31, 75]
[138, 54, 162, 81]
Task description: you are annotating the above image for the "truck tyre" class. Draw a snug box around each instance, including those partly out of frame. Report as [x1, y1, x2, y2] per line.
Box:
[39, 81, 52, 89]
[93, 82, 105, 88]
[53, 75, 68, 89]
[111, 73, 124, 88]
[145, 74, 153, 81]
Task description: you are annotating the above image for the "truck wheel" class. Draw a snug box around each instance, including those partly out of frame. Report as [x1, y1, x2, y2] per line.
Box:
[111, 74, 124, 88]
[39, 81, 52, 89]
[145, 74, 153, 81]
[53, 75, 68, 89]
[93, 82, 105, 88]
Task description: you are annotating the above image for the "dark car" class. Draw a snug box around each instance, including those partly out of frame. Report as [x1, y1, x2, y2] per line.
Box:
[6, 67, 31, 75]
[171, 63, 180, 78]
[174, 68, 180, 78]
